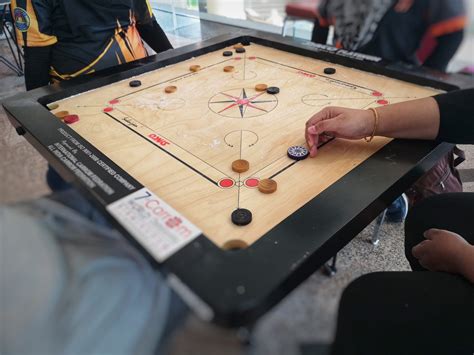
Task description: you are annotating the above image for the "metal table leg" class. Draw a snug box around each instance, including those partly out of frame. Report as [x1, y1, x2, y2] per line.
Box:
[323, 253, 338, 277]
[1, 3, 24, 76]
[370, 209, 387, 246]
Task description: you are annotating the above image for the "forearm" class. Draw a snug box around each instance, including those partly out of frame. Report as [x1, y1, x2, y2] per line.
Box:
[137, 19, 173, 54]
[306, 88, 472, 152]
[375, 97, 440, 139]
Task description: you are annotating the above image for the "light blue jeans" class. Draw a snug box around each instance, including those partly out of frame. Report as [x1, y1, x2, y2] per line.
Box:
[1, 189, 187, 355]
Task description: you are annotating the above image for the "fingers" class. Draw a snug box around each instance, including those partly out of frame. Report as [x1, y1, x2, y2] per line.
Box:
[423, 228, 440, 240]
[306, 115, 342, 140]
[309, 133, 319, 157]
[305, 107, 345, 157]
[305, 107, 342, 128]
[306, 135, 318, 157]
[423, 228, 463, 242]
[305, 125, 315, 151]
[412, 240, 438, 271]
[310, 117, 342, 136]
[413, 229, 442, 259]
[412, 229, 467, 273]
[307, 119, 342, 157]
[412, 240, 431, 259]
[306, 115, 343, 157]
[413, 229, 444, 259]
[305, 109, 328, 156]
[306, 107, 330, 125]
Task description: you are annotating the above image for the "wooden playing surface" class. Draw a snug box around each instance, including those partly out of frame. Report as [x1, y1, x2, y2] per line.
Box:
[51, 43, 441, 249]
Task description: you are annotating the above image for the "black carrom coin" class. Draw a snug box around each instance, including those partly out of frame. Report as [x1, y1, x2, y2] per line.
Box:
[129, 80, 142, 87]
[324, 67, 336, 75]
[231, 208, 252, 226]
[266, 86, 280, 94]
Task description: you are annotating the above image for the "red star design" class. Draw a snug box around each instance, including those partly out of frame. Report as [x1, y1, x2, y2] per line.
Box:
[210, 89, 275, 118]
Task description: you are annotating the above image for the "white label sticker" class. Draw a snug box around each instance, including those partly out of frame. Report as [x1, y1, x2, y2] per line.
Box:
[107, 188, 201, 262]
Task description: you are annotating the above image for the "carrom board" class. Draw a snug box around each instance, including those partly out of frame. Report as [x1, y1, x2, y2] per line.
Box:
[47, 44, 439, 249]
[3, 32, 470, 326]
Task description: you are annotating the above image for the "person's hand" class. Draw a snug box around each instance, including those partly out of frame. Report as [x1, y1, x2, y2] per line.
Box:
[394, 0, 414, 13]
[305, 106, 374, 157]
[412, 229, 471, 274]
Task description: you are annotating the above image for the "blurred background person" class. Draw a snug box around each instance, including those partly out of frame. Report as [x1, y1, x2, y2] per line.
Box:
[312, 0, 467, 72]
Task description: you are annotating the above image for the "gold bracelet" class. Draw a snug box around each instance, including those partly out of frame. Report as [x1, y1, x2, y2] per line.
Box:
[364, 107, 379, 143]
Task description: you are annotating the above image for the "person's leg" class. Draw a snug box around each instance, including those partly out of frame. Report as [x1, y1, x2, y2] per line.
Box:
[404, 193, 474, 270]
[46, 165, 72, 191]
[2, 196, 188, 354]
[48, 188, 111, 226]
[332, 272, 474, 355]
[385, 193, 408, 223]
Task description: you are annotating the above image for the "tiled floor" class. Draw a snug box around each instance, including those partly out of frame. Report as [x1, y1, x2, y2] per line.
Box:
[1, 17, 473, 355]
[0, 40, 50, 203]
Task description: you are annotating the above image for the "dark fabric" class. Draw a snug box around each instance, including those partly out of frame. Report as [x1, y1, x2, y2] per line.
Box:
[434, 89, 474, 144]
[404, 192, 474, 271]
[323, 0, 394, 51]
[46, 165, 72, 192]
[361, 0, 465, 67]
[361, 0, 432, 66]
[311, 21, 329, 44]
[14, 0, 169, 82]
[30, 0, 153, 40]
[313, 0, 466, 68]
[426, 0, 466, 27]
[62, 0, 154, 29]
[424, 30, 464, 71]
[405, 148, 464, 207]
[137, 19, 172, 54]
[332, 271, 474, 355]
[362, 0, 466, 67]
[30, 0, 54, 36]
[331, 191, 474, 355]
[44, 0, 152, 76]
[24, 45, 52, 90]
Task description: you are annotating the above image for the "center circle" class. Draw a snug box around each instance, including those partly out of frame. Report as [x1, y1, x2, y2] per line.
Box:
[208, 88, 278, 119]
[301, 93, 331, 107]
